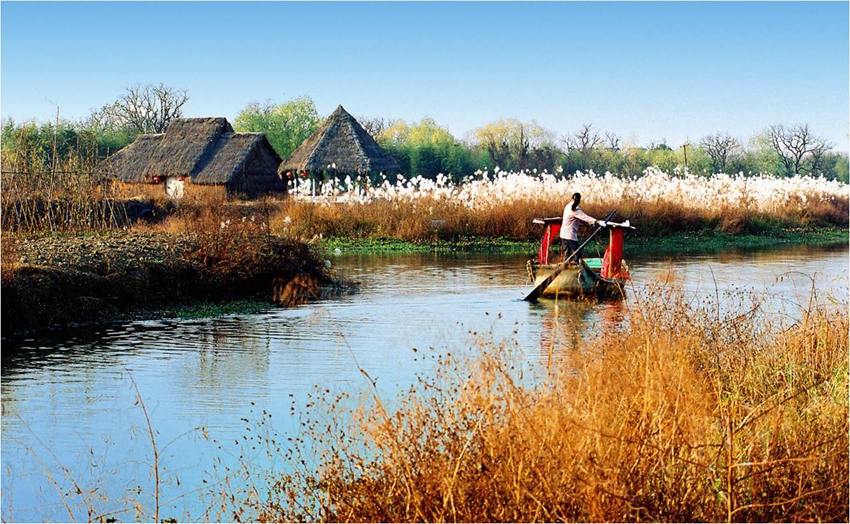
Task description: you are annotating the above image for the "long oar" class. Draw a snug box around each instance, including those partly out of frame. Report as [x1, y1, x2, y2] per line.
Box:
[523, 210, 616, 302]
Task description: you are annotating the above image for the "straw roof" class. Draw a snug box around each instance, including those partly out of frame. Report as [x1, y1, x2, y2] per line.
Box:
[98, 118, 282, 187]
[193, 133, 278, 184]
[278, 105, 399, 176]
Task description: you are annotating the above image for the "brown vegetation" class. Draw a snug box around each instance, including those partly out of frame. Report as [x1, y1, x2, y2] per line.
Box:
[256, 285, 848, 522]
[271, 191, 848, 243]
[1, 203, 335, 335]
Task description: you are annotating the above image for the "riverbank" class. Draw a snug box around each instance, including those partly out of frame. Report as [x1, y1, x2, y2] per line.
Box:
[2, 226, 844, 338]
[321, 226, 849, 255]
[1, 231, 339, 338]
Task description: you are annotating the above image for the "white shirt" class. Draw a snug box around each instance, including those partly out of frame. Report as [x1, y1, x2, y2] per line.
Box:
[560, 204, 597, 240]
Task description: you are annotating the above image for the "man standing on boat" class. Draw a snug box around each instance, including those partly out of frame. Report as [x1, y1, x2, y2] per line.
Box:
[560, 192, 606, 262]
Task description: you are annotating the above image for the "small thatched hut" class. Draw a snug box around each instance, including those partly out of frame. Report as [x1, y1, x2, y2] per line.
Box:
[99, 117, 284, 199]
[278, 105, 399, 184]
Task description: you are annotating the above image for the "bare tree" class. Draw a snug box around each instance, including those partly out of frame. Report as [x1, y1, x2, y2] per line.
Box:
[766, 124, 833, 175]
[566, 123, 602, 152]
[604, 131, 621, 152]
[809, 140, 832, 175]
[359, 116, 387, 137]
[700, 132, 740, 173]
[91, 83, 189, 135]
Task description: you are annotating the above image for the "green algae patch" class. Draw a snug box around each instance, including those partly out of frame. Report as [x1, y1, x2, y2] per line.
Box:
[631, 227, 848, 255]
[324, 236, 536, 255]
[133, 299, 274, 321]
[323, 227, 847, 256]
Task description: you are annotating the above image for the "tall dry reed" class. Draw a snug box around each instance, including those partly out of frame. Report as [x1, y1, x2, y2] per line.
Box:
[0, 126, 132, 233]
[256, 284, 848, 522]
[0, 170, 132, 234]
[270, 191, 847, 244]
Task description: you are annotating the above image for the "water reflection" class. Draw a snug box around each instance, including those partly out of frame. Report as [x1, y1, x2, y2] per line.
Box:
[1, 243, 847, 521]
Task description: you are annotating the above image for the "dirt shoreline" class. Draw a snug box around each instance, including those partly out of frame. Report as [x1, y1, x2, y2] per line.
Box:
[1, 231, 338, 338]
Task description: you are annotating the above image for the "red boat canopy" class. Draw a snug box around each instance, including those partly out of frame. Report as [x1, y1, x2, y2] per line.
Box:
[533, 217, 563, 264]
[533, 217, 632, 281]
[601, 227, 628, 279]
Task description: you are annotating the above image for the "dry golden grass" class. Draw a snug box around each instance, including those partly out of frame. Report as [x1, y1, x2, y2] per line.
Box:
[3, 161, 846, 240]
[268, 191, 847, 243]
[257, 284, 848, 522]
[1, 170, 132, 233]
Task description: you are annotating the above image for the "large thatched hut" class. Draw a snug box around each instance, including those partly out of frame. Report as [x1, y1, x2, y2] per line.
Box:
[278, 105, 399, 186]
[98, 117, 284, 199]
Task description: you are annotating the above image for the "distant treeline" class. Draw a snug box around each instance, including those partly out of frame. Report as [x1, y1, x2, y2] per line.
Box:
[2, 87, 847, 182]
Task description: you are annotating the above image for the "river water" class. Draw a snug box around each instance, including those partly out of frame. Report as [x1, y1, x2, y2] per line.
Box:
[2, 244, 847, 521]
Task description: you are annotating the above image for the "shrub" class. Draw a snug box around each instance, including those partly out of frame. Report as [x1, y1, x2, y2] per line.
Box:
[257, 285, 848, 522]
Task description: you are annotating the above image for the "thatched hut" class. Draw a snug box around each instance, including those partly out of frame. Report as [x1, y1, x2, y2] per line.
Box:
[98, 117, 284, 199]
[278, 105, 399, 187]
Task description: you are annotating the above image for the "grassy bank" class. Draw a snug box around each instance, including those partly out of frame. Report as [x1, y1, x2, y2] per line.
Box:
[253, 285, 848, 522]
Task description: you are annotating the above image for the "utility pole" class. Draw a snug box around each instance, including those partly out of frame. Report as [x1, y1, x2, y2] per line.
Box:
[681, 143, 689, 171]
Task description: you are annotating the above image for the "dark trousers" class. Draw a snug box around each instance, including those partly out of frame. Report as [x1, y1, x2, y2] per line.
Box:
[561, 239, 581, 262]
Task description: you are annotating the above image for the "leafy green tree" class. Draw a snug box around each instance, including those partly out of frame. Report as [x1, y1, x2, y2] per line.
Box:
[376, 119, 413, 177]
[376, 117, 473, 180]
[1, 117, 123, 173]
[816, 151, 849, 182]
[471, 119, 558, 173]
[747, 132, 787, 176]
[834, 153, 849, 183]
[377, 119, 411, 145]
[650, 147, 674, 173]
[234, 96, 322, 160]
[684, 144, 713, 175]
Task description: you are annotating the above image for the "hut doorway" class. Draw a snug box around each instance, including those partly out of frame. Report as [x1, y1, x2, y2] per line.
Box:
[165, 176, 185, 199]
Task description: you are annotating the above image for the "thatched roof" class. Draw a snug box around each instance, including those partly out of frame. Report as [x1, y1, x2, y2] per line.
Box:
[278, 105, 399, 175]
[193, 133, 278, 184]
[98, 117, 282, 186]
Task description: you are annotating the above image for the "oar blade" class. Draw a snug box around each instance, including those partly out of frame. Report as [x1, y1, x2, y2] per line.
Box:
[523, 261, 567, 302]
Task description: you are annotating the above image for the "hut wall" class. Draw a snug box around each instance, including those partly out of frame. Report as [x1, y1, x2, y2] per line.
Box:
[112, 181, 165, 200]
[112, 180, 227, 202]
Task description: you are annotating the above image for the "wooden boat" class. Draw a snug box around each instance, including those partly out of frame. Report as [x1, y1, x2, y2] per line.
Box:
[526, 217, 633, 300]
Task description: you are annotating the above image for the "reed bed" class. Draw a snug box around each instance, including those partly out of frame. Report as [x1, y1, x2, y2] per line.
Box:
[2, 166, 846, 240]
[256, 284, 848, 522]
[0, 170, 132, 233]
[1, 129, 131, 233]
[276, 168, 849, 242]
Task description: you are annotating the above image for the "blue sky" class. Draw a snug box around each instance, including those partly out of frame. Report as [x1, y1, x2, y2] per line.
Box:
[2, 2, 848, 150]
